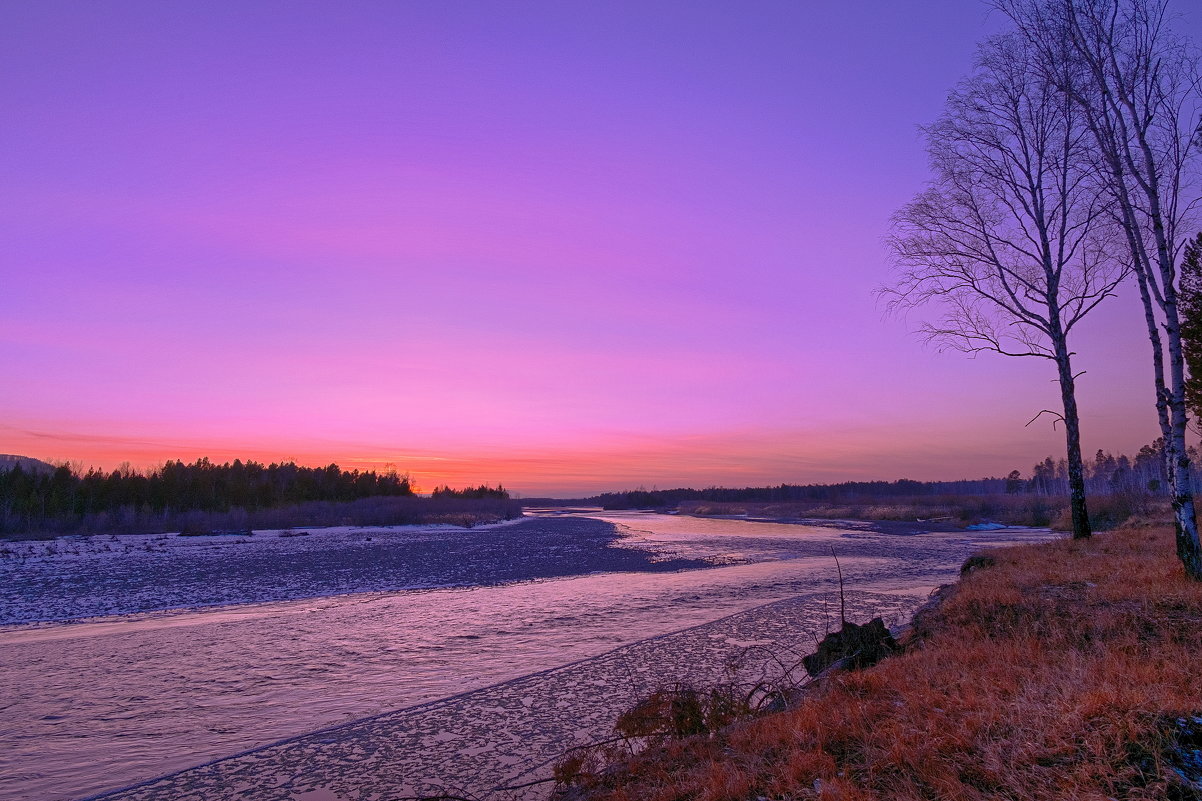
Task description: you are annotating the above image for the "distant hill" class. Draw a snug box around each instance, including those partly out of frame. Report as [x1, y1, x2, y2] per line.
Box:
[0, 455, 56, 475]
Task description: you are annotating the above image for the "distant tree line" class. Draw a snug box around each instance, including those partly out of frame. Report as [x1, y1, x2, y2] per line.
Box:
[0, 458, 414, 534]
[1020, 439, 1196, 497]
[592, 480, 995, 510]
[430, 484, 510, 500]
[592, 442, 1192, 510]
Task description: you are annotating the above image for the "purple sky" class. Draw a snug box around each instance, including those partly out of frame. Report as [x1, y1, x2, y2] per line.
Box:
[3, 1, 1198, 495]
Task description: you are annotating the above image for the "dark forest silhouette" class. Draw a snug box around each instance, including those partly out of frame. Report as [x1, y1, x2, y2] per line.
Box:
[0, 458, 520, 536]
[431, 483, 510, 500]
[582, 441, 1190, 513]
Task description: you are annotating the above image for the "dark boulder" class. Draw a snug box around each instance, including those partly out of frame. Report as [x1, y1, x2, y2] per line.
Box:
[802, 617, 898, 677]
[1166, 715, 1202, 800]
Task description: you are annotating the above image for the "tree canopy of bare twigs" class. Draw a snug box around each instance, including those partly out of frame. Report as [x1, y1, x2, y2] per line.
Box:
[884, 31, 1126, 539]
[1180, 234, 1202, 430]
[996, 0, 1202, 577]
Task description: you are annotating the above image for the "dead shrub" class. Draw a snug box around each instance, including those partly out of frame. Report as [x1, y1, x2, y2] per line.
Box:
[614, 683, 754, 741]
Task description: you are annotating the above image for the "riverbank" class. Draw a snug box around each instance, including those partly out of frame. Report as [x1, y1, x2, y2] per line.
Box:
[559, 521, 1202, 800]
[676, 495, 1164, 532]
[0, 495, 524, 541]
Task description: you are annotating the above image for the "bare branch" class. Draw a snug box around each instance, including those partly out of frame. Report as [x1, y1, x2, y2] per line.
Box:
[1026, 408, 1067, 429]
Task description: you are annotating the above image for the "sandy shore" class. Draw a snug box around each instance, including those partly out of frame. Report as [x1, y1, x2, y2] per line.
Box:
[87, 587, 931, 801]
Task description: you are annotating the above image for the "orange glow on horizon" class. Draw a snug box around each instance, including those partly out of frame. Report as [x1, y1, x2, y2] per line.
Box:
[1, 411, 1162, 497]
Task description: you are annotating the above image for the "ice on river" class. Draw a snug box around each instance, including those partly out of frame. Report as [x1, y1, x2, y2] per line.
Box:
[0, 511, 1058, 801]
[0, 516, 704, 625]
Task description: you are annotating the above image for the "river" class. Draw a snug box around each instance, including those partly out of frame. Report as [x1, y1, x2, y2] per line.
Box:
[0, 509, 1056, 801]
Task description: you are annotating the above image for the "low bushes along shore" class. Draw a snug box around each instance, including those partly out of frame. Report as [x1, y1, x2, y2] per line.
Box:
[680, 492, 1161, 531]
[0, 495, 523, 540]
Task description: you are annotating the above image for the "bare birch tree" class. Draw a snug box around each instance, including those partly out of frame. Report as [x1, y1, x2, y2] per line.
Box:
[885, 32, 1126, 539]
[1180, 234, 1202, 427]
[997, 0, 1202, 577]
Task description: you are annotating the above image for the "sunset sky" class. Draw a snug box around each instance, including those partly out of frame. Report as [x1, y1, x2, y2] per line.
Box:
[3, 1, 1199, 495]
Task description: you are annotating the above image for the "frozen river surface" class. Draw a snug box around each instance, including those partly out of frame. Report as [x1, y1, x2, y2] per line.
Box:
[0, 510, 1056, 800]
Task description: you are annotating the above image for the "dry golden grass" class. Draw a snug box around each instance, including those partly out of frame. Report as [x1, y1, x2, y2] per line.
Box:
[562, 525, 1202, 800]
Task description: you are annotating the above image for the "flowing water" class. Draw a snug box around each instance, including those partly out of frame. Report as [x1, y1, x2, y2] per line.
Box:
[0, 510, 1055, 801]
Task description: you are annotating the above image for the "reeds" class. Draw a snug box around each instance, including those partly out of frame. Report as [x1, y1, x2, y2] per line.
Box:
[681, 492, 1165, 531]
